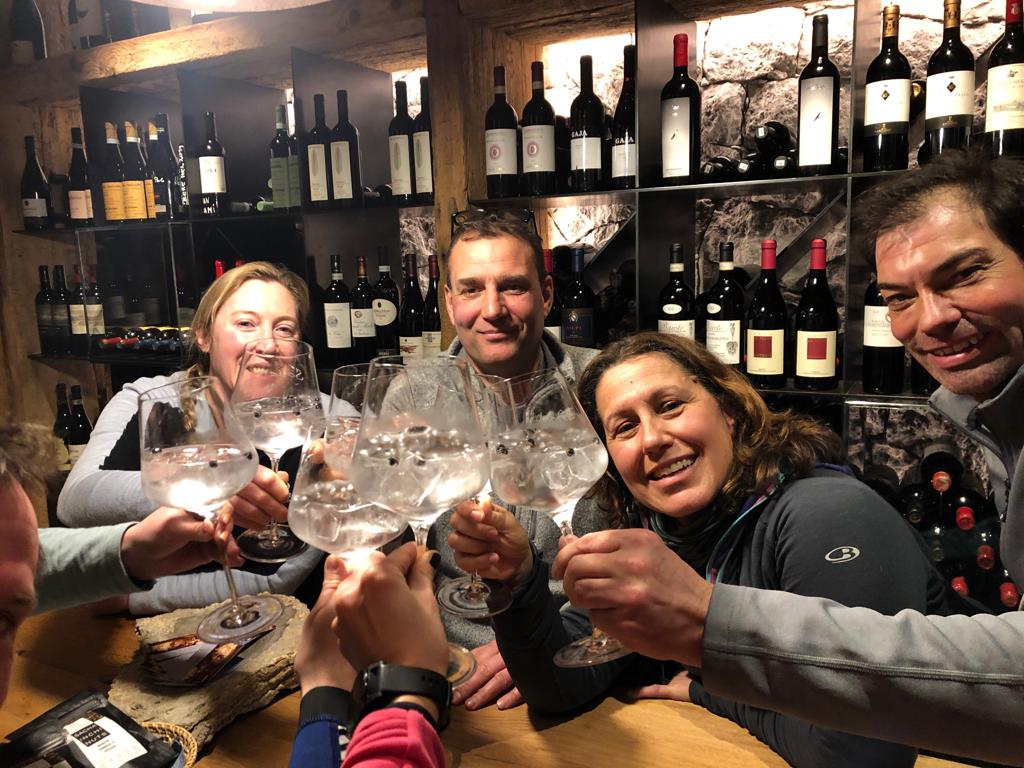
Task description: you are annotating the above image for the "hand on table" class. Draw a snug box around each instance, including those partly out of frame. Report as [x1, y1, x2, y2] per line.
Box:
[226, 466, 290, 530]
[448, 497, 533, 585]
[120, 506, 244, 582]
[629, 669, 694, 703]
[294, 555, 358, 695]
[450, 639, 523, 711]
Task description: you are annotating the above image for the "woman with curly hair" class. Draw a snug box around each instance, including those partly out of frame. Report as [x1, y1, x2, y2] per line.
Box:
[449, 332, 960, 768]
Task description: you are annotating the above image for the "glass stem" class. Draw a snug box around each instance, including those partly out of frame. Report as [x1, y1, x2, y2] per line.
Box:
[413, 523, 430, 549]
[221, 562, 245, 625]
[266, 455, 283, 543]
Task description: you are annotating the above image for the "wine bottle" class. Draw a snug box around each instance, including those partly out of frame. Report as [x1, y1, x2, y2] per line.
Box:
[389, 80, 416, 204]
[86, 264, 105, 342]
[987, 0, 1024, 158]
[53, 383, 72, 472]
[794, 239, 839, 389]
[864, 5, 912, 172]
[755, 122, 795, 158]
[561, 245, 597, 347]
[287, 129, 302, 211]
[657, 243, 695, 340]
[925, 0, 975, 158]
[198, 111, 227, 217]
[306, 93, 333, 210]
[51, 265, 73, 356]
[67, 384, 93, 468]
[611, 44, 638, 190]
[798, 15, 841, 175]
[485, 66, 520, 199]
[746, 240, 789, 389]
[661, 34, 701, 185]
[372, 251, 400, 356]
[921, 439, 963, 528]
[68, 264, 90, 355]
[67, 127, 95, 227]
[861, 463, 901, 509]
[570, 56, 606, 192]
[700, 156, 737, 183]
[9, 0, 45, 64]
[735, 152, 764, 180]
[35, 265, 54, 354]
[332, 90, 363, 207]
[703, 243, 745, 367]
[413, 77, 434, 205]
[521, 61, 557, 196]
[555, 115, 572, 193]
[911, 357, 939, 395]
[948, 471, 995, 532]
[270, 105, 294, 212]
[862, 277, 905, 394]
[150, 114, 182, 220]
[943, 559, 974, 598]
[994, 567, 1021, 610]
[122, 122, 151, 222]
[399, 253, 425, 360]
[543, 248, 562, 340]
[323, 254, 353, 368]
[423, 253, 442, 357]
[898, 466, 936, 530]
[69, 0, 107, 49]
[20, 135, 51, 230]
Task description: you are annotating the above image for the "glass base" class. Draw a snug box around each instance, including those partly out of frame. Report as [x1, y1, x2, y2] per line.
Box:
[436, 575, 513, 620]
[237, 525, 309, 564]
[553, 630, 631, 668]
[447, 642, 477, 687]
[196, 594, 284, 645]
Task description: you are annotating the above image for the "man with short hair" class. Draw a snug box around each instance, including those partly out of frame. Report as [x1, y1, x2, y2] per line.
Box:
[548, 151, 1024, 765]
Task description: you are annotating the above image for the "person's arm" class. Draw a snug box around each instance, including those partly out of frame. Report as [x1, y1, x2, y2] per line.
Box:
[340, 708, 445, 768]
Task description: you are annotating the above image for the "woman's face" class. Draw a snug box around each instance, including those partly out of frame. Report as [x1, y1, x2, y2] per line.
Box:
[595, 353, 735, 519]
[198, 279, 300, 391]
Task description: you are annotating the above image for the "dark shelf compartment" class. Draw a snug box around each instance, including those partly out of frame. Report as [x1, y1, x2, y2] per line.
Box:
[470, 189, 636, 210]
[844, 384, 932, 407]
[302, 203, 435, 217]
[30, 351, 182, 369]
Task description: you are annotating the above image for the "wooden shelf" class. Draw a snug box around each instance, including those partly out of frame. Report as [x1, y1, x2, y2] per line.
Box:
[30, 351, 183, 369]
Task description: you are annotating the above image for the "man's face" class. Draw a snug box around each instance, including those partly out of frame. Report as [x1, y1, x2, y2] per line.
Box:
[444, 235, 553, 378]
[0, 479, 39, 708]
[876, 192, 1024, 401]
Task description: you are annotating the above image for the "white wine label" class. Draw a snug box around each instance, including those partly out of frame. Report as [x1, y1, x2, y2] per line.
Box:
[545, 324, 562, 342]
[324, 302, 353, 349]
[422, 330, 443, 356]
[986, 63, 1024, 132]
[56, 437, 71, 473]
[330, 141, 354, 200]
[658, 318, 695, 339]
[86, 303, 105, 334]
[307, 144, 329, 201]
[570, 136, 602, 171]
[389, 136, 413, 195]
[144, 179, 156, 218]
[796, 330, 837, 377]
[612, 141, 637, 179]
[102, 182, 125, 221]
[64, 714, 147, 768]
[400, 335, 424, 360]
[372, 298, 398, 326]
[350, 307, 375, 338]
[86, 190, 94, 218]
[706, 319, 742, 364]
[413, 131, 433, 193]
[199, 156, 227, 194]
[123, 180, 147, 219]
[22, 198, 48, 218]
[287, 155, 301, 203]
[746, 328, 785, 375]
[69, 190, 92, 220]
[485, 128, 518, 175]
[864, 79, 911, 130]
[11, 41, 35, 65]
[863, 305, 902, 347]
[70, 305, 88, 335]
[67, 442, 87, 467]
[798, 76, 835, 167]
[522, 125, 555, 173]
[270, 157, 291, 209]
[925, 70, 975, 127]
[36, 304, 52, 326]
[661, 98, 692, 178]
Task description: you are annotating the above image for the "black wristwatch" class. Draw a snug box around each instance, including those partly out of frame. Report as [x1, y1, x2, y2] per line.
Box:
[351, 662, 452, 732]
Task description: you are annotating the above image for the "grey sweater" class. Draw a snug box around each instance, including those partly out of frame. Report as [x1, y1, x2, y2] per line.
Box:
[700, 364, 1024, 766]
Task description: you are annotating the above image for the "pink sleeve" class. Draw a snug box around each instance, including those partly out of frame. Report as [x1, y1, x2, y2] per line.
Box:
[341, 708, 446, 768]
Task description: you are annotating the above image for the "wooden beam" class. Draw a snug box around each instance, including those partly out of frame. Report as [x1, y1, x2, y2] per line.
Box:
[459, 0, 633, 44]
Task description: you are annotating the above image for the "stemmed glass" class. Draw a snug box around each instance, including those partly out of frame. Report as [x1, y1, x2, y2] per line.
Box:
[139, 376, 283, 644]
[323, 363, 369, 477]
[231, 338, 324, 563]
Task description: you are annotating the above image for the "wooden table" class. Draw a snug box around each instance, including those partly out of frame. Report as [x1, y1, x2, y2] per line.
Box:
[4, 608, 970, 768]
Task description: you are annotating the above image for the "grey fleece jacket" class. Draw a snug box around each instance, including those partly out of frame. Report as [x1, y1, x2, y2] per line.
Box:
[700, 363, 1024, 766]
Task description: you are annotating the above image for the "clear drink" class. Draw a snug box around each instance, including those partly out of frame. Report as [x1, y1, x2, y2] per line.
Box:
[289, 479, 406, 555]
[324, 416, 360, 474]
[141, 443, 258, 518]
[235, 395, 325, 458]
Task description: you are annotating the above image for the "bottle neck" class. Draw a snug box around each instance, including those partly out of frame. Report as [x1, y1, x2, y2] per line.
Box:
[337, 93, 349, 122]
[943, 2, 962, 40]
[1007, 0, 1023, 29]
[493, 84, 507, 104]
[396, 91, 409, 116]
[205, 116, 218, 141]
[419, 86, 429, 117]
[314, 99, 326, 127]
[580, 62, 593, 94]
[572, 252, 585, 275]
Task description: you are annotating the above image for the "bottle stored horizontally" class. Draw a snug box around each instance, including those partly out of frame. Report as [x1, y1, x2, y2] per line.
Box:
[372, 251, 400, 356]
[924, 0, 975, 158]
[861, 463, 901, 509]
[67, 384, 93, 468]
[703, 242, 745, 367]
[53, 383, 72, 472]
[21, 135, 51, 230]
[350, 254, 376, 363]
[522, 61, 557, 196]
[413, 77, 434, 205]
[51, 265, 73, 356]
[562, 245, 597, 347]
[746, 239, 788, 389]
[794, 239, 838, 390]
[570, 55, 606, 192]
[270, 104, 294, 212]
[543, 248, 562, 341]
[122, 121, 152, 221]
[657, 244, 695, 340]
[399, 253, 425, 360]
[987, 0, 1024, 158]
[486, 66, 520, 199]
[798, 15, 841, 175]
[898, 466, 935, 530]
[198, 111, 227, 216]
[323, 254, 353, 367]
[661, 34, 701, 185]
[331, 90, 362, 207]
[611, 44, 638, 190]
[423, 254, 442, 356]
[862, 277, 905, 394]
[949, 470, 996, 532]
[35, 265, 54, 354]
[306, 93, 333, 209]
[864, 5, 912, 172]
[68, 127, 95, 227]
[389, 80, 416, 203]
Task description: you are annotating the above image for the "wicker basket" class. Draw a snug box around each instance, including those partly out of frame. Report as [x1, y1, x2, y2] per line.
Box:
[144, 721, 198, 768]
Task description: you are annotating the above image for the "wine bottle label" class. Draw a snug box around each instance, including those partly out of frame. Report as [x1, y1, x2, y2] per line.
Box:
[522, 125, 555, 173]
[67, 442, 89, 468]
[86, 303, 105, 334]
[70, 305, 88, 335]
[389, 136, 413, 194]
[798, 77, 835, 166]
[706, 319, 742, 364]
[485, 128, 518, 175]
[22, 198, 48, 218]
[330, 141, 355, 200]
[372, 298, 398, 326]
[986, 63, 1024, 132]
[925, 70, 975, 128]
[400, 335, 424, 359]
[658, 318, 695, 339]
[52, 304, 70, 330]
[107, 295, 125, 319]
[142, 297, 161, 322]
[102, 182, 126, 220]
[86, 189, 95, 218]
[199, 156, 227, 194]
[69, 191, 92, 220]
[270, 157, 291, 209]
[55, 438, 71, 472]
[422, 330, 443, 356]
[37, 304, 52, 328]
[307, 144, 329, 201]
[863, 305, 902, 347]
[350, 307, 376, 338]
[544, 324, 562, 342]
[612, 141, 637, 179]
[324, 303, 353, 349]
[413, 131, 433, 193]
[287, 155, 301, 204]
[123, 180, 148, 220]
[11, 41, 35, 66]
[562, 307, 595, 346]
[796, 330, 837, 377]
[746, 329, 785, 375]
[864, 79, 911, 133]
[144, 179, 156, 218]
[570, 136, 602, 171]
[661, 98, 692, 177]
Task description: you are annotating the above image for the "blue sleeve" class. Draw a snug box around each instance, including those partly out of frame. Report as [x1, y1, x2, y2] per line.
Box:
[289, 716, 343, 768]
